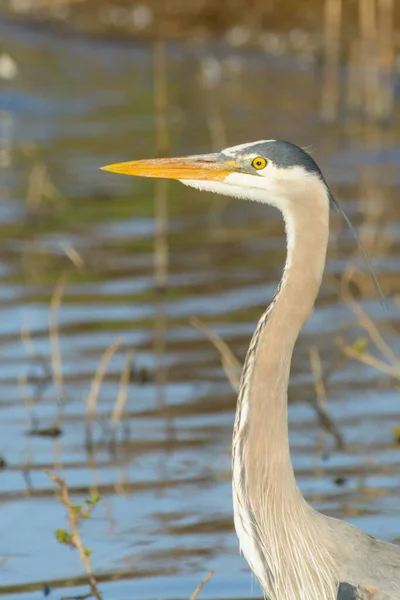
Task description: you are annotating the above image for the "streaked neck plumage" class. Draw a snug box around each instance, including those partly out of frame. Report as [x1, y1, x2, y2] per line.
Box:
[232, 180, 339, 600]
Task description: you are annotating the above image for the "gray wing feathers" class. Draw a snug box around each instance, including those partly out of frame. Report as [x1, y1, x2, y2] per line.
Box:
[338, 583, 397, 600]
[338, 584, 400, 600]
[338, 582, 374, 599]
[330, 518, 400, 599]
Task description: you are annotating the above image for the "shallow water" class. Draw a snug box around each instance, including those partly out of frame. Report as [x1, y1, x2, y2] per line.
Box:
[1, 17, 400, 600]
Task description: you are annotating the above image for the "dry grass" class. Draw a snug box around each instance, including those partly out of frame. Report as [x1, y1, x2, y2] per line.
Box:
[309, 346, 327, 406]
[21, 319, 52, 391]
[85, 337, 124, 444]
[0, 556, 9, 569]
[21, 266, 137, 443]
[23, 146, 63, 211]
[321, 0, 395, 121]
[336, 268, 400, 381]
[190, 316, 241, 392]
[110, 350, 134, 435]
[152, 39, 170, 416]
[20, 317, 59, 432]
[153, 39, 169, 290]
[49, 277, 67, 404]
[191, 316, 345, 447]
[62, 243, 85, 271]
[321, 0, 342, 121]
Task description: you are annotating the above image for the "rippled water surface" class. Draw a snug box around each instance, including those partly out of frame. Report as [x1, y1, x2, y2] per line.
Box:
[1, 17, 400, 600]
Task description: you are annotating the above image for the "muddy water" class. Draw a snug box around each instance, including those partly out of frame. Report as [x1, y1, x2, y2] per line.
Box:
[1, 17, 400, 600]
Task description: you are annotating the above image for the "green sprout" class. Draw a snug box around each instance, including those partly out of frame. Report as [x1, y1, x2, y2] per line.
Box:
[46, 471, 103, 600]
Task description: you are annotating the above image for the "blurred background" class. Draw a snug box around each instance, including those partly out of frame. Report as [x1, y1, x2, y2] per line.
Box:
[1, 0, 400, 599]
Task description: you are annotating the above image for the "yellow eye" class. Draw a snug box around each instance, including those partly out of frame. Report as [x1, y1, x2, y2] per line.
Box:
[251, 157, 267, 170]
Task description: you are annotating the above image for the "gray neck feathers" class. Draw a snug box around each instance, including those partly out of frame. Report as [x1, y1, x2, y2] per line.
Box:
[232, 186, 340, 600]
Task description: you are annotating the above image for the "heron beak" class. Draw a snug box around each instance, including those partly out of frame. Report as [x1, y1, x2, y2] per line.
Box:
[100, 153, 239, 182]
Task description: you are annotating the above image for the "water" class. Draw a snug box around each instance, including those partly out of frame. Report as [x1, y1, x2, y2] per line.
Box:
[1, 16, 400, 600]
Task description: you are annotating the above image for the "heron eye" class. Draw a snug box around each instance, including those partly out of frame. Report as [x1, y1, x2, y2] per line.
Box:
[252, 157, 267, 170]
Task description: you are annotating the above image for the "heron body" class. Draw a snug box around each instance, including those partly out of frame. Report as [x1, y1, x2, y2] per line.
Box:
[102, 140, 400, 600]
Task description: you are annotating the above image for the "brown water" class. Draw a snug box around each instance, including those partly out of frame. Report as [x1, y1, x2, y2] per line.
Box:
[1, 17, 400, 600]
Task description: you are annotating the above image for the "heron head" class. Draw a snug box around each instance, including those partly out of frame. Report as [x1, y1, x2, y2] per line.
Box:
[101, 140, 330, 211]
[101, 139, 383, 301]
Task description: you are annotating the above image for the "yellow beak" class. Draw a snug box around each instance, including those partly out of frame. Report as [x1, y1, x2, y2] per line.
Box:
[100, 153, 239, 182]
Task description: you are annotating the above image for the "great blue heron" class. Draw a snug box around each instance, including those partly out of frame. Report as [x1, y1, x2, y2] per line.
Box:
[102, 140, 400, 600]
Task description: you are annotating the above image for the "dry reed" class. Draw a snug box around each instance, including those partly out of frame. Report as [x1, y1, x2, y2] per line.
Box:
[190, 316, 241, 392]
[21, 318, 52, 388]
[322, 0, 396, 121]
[26, 161, 47, 210]
[190, 569, 215, 600]
[153, 39, 169, 291]
[49, 277, 67, 403]
[337, 268, 400, 380]
[306, 346, 345, 450]
[321, 0, 342, 121]
[341, 268, 398, 364]
[24, 149, 63, 210]
[85, 337, 124, 444]
[152, 39, 170, 425]
[309, 346, 328, 407]
[62, 242, 85, 271]
[18, 371, 36, 430]
[110, 350, 134, 435]
[191, 317, 344, 447]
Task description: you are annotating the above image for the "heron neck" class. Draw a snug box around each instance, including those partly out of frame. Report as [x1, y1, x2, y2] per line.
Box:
[232, 185, 337, 600]
[243, 198, 330, 496]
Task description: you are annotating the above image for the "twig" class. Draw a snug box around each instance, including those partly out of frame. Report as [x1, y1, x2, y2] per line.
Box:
[190, 570, 215, 600]
[45, 470, 102, 600]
